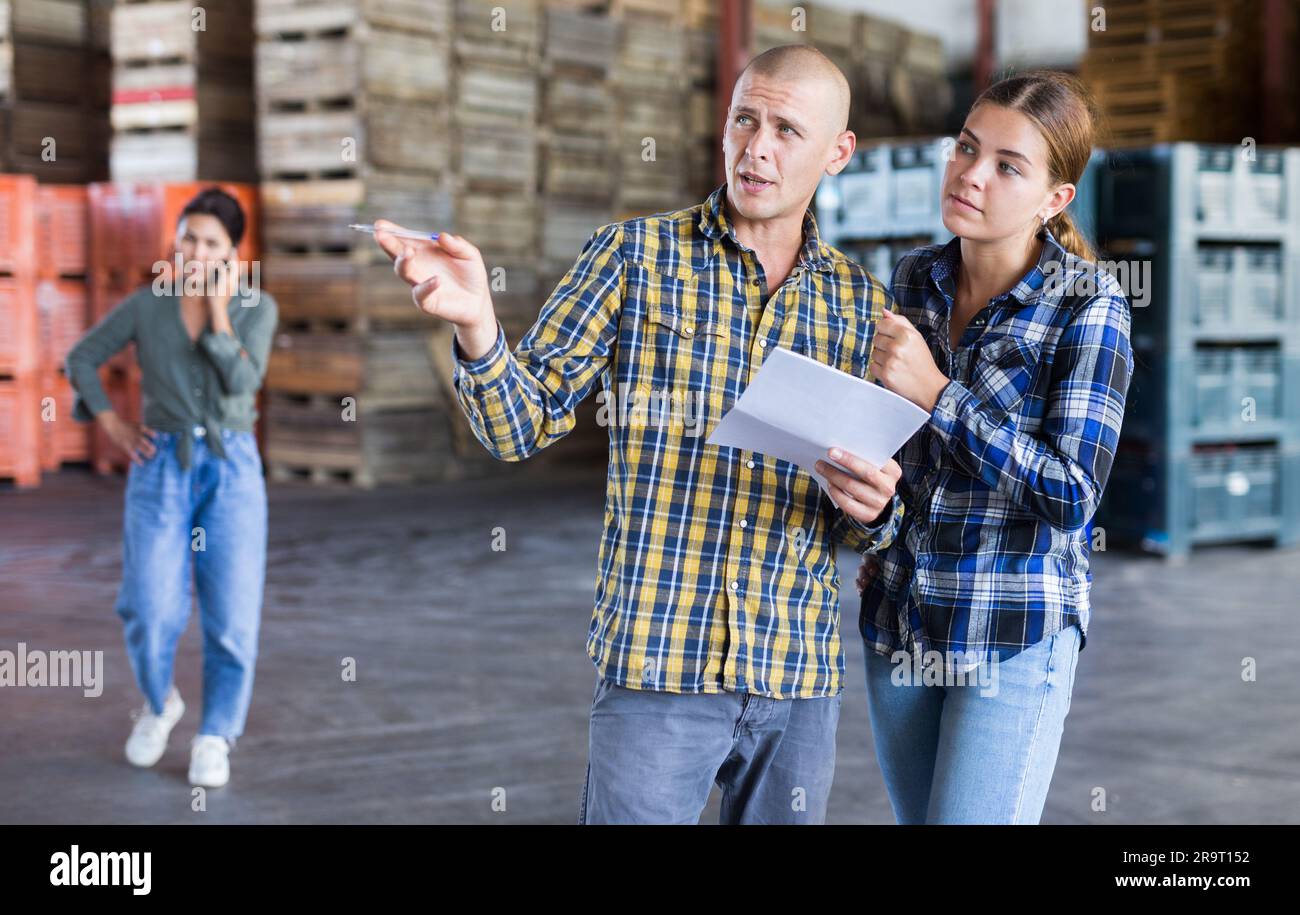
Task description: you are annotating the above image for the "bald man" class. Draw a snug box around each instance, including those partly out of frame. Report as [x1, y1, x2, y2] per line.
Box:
[374, 45, 903, 824]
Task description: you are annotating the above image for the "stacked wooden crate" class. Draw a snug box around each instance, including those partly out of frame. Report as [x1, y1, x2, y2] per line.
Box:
[108, 0, 256, 181]
[684, 0, 719, 199]
[752, 1, 951, 140]
[857, 13, 951, 137]
[0, 173, 40, 486]
[538, 4, 615, 287]
[86, 180, 261, 474]
[1080, 0, 1261, 144]
[255, 0, 458, 486]
[0, 0, 107, 182]
[35, 183, 90, 470]
[452, 0, 541, 329]
[611, 0, 689, 218]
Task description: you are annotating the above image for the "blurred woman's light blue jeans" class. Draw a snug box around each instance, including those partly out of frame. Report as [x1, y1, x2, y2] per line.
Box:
[863, 624, 1081, 824]
[115, 427, 267, 742]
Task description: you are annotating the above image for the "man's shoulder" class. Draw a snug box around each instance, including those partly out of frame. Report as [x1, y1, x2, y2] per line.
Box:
[603, 200, 711, 276]
[820, 241, 887, 291]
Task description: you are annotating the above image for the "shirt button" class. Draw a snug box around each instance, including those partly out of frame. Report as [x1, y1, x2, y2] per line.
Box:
[752, 278, 760, 287]
[730, 580, 740, 591]
[746, 460, 755, 469]
[758, 339, 767, 348]
[683, 325, 694, 336]
[739, 519, 748, 528]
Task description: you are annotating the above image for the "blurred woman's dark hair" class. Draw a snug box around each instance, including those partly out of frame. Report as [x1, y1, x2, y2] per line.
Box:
[179, 187, 246, 248]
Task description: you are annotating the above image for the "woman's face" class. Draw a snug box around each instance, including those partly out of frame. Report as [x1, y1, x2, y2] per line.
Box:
[940, 103, 1068, 243]
[175, 213, 235, 284]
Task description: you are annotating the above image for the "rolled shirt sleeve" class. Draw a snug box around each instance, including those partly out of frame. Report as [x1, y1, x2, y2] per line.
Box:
[197, 295, 278, 395]
[65, 290, 139, 422]
[926, 288, 1134, 534]
[450, 223, 626, 462]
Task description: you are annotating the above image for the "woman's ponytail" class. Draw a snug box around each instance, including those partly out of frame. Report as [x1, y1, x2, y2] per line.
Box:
[1042, 209, 1095, 262]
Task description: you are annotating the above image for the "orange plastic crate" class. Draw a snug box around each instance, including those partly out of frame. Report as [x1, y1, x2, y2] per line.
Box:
[36, 185, 90, 280]
[0, 373, 42, 487]
[39, 370, 92, 470]
[36, 278, 89, 372]
[0, 175, 37, 276]
[0, 274, 39, 376]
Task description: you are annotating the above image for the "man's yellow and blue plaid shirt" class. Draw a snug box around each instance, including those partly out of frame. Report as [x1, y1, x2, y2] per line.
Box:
[450, 184, 903, 699]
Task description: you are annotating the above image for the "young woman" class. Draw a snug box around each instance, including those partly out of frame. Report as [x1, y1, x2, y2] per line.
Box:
[66, 188, 278, 789]
[853, 72, 1133, 823]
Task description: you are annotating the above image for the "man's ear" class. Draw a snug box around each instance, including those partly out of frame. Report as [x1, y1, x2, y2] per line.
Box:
[826, 129, 857, 177]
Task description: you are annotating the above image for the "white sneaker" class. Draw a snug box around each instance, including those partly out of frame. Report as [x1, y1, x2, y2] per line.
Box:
[125, 687, 184, 768]
[188, 735, 231, 788]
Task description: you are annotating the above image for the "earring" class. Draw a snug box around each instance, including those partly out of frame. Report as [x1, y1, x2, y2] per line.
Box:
[1040, 214, 1048, 226]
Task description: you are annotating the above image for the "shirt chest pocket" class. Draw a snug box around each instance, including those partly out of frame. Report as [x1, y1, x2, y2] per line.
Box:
[969, 335, 1042, 418]
[792, 321, 872, 381]
[639, 269, 731, 395]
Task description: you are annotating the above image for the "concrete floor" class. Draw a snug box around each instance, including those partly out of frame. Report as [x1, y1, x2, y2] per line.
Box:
[2, 464, 1298, 824]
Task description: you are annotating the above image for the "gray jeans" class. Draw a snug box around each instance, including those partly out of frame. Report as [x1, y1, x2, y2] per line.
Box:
[579, 675, 842, 824]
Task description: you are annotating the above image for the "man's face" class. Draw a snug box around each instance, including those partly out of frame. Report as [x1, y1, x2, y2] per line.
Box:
[723, 70, 847, 224]
[941, 103, 1063, 242]
[175, 213, 235, 283]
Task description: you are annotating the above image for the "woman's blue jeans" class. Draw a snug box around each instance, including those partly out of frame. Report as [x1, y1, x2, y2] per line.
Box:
[115, 427, 267, 742]
[863, 624, 1081, 824]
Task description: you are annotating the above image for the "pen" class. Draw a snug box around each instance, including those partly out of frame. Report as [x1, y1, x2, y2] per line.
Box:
[349, 223, 441, 241]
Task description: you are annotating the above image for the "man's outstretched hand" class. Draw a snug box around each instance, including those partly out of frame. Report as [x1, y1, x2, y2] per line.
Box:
[372, 219, 500, 359]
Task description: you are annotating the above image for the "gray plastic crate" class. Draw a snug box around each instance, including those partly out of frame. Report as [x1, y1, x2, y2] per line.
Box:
[1190, 445, 1281, 537]
[1190, 243, 1285, 331]
[1191, 345, 1282, 432]
[1092, 143, 1300, 556]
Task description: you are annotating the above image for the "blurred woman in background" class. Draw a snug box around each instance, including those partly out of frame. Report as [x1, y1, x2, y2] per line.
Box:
[66, 188, 278, 789]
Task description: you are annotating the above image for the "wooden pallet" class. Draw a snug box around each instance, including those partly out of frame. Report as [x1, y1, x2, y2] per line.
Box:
[453, 59, 538, 127]
[453, 189, 538, 260]
[109, 123, 256, 183]
[255, 25, 450, 109]
[260, 169, 453, 253]
[454, 122, 537, 193]
[5, 0, 86, 46]
[257, 99, 451, 180]
[0, 99, 104, 183]
[453, 0, 542, 66]
[266, 328, 443, 407]
[264, 391, 458, 488]
[541, 130, 615, 200]
[255, 0, 451, 39]
[542, 6, 617, 72]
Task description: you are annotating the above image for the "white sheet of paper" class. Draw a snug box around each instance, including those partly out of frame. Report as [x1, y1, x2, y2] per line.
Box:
[706, 346, 931, 508]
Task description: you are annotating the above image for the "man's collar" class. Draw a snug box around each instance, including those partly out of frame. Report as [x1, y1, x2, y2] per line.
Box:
[699, 183, 836, 273]
[929, 227, 1068, 308]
